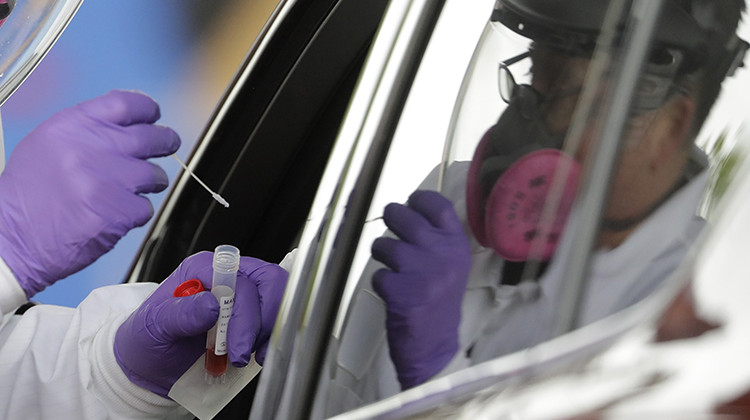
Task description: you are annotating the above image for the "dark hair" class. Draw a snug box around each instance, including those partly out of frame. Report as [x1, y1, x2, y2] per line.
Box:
[672, 0, 747, 138]
[494, 0, 746, 134]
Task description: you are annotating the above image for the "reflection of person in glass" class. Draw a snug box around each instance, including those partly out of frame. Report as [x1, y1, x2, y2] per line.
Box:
[326, 0, 748, 415]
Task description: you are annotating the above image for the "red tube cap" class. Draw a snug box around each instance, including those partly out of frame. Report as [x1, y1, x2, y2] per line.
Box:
[173, 278, 206, 297]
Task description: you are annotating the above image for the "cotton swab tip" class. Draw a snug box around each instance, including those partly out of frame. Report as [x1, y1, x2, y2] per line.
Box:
[212, 193, 230, 208]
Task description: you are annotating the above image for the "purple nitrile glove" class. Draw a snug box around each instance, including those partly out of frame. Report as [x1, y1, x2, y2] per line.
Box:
[114, 251, 288, 398]
[0, 90, 181, 298]
[372, 190, 472, 390]
[251, 255, 289, 365]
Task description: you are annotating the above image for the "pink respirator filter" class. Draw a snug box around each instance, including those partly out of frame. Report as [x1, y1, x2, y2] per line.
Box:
[468, 148, 580, 261]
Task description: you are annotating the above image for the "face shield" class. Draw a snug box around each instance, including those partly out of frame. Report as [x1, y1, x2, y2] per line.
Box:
[441, 1, 718, 265]
[441, 20, 591, 263]
[0, 0, 82, 106]
[0, 0, 83, 171]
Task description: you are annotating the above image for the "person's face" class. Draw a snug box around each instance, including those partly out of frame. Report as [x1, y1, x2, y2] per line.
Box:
[528, 47, 593, 136]
[527, 46, 694, 241]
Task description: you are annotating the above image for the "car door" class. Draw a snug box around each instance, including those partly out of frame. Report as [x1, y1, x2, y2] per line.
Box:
[127, 0, 750, 418]
[247, 0, 750, 419]
[125, 0, 390, 417]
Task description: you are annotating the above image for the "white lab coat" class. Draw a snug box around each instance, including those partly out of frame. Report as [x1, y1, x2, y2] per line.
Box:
[0, 270, 192, 419]
[319, 154, 708, 417]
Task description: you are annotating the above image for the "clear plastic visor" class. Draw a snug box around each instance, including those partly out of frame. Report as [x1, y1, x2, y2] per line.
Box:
[0, 0, 82, 108]
[442, 18, 690, 264]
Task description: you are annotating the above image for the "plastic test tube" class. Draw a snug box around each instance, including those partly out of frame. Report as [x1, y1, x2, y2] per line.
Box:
[205, 244, 240, 384]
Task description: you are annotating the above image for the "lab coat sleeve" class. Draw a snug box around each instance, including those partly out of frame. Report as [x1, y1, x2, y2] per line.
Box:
[0, 283, 192, 420]
[320, 162, 474, 417]
[279, 248, 298, 272]
[0, 256, 29, 316]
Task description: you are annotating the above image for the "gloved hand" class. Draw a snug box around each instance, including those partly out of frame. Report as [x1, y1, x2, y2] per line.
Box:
[372, 190, 472, 390]
[114, 251, 288, 398]
[0, 90, 181, 298]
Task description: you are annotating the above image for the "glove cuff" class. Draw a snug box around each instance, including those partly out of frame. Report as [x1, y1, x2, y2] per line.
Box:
[0, 233, 46, 297]
[395, 340, 459, 390]
[97, 309, 187, 414]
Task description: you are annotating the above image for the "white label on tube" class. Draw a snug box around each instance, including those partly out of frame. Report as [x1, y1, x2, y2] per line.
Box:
[214, 294, 234, 355]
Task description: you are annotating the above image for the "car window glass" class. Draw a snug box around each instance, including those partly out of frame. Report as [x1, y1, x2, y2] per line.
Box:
[306, 0, 750, 417]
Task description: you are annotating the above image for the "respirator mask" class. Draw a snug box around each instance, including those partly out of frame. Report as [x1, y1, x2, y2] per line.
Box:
[465, 51, 581, 262]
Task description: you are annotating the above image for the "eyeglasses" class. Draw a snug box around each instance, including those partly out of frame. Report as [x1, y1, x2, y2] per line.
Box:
[497, 50, 585, 126]
[497, 51, 530, 103]
[499, 49, 687, 115]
